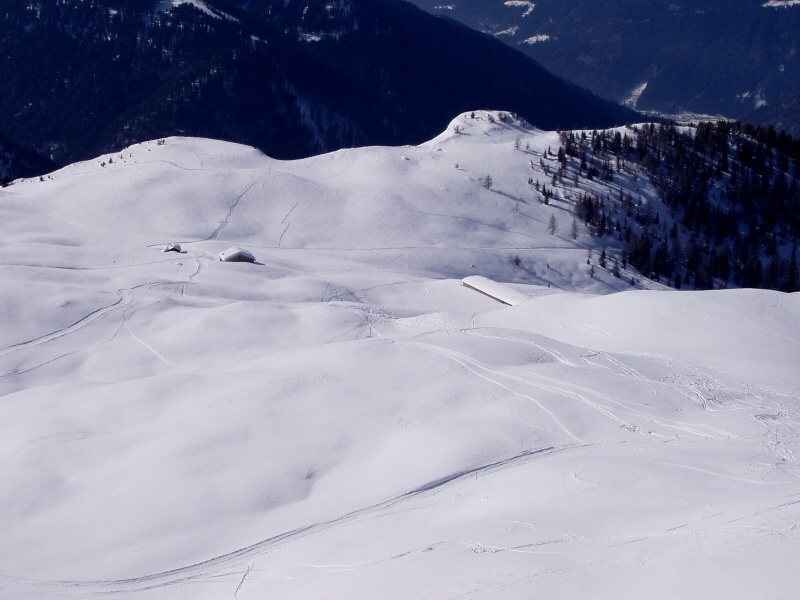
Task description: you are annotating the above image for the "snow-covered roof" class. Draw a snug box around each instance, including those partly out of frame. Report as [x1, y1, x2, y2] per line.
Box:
[218, 247, 255, 262]
[461, 275, 529, 305]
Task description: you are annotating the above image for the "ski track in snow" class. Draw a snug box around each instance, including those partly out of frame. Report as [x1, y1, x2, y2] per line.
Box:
[0, 292, 171, 381]
[464, 330, 576, 367]
[658, 462, 789, 486]
[123, 308, 197, 372]
[207, 178, 260, 241]
[0, 256, 213, 382]
[0, 313, 129, 380]
[278, 201, 298, 248]
[0, 296, 127, 360]
[408, 331, 748, 442]
[233, 563, 252, 600]
[0, 446, 564, 595]
[401, 339, 585, 443]
[271, 168, 345, 240]
[376, 197, 541, 242]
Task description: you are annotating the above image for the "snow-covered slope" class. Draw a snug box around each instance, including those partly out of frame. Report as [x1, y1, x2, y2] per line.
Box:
[1, 113, 799, 599]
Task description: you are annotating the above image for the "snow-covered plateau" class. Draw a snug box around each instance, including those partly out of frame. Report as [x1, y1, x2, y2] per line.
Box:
[1, 112, 799, 599]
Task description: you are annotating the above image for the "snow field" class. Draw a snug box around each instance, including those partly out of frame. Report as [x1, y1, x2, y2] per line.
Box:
[1, 112, 799, 599]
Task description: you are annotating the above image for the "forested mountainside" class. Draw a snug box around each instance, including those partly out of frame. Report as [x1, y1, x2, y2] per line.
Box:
[0, 132, 54, 184]
[552, 122, 800, 292]
[0, 0, 635, 171]
[410, 0, 800, 124]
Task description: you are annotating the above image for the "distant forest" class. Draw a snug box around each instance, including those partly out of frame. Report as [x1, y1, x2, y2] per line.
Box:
[556, 122, 800, 293]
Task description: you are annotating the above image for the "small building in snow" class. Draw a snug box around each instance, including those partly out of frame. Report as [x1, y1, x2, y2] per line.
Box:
[461, 275, 528, 306]
[219, 247, 256, 263]
[162, 243, 182, 253]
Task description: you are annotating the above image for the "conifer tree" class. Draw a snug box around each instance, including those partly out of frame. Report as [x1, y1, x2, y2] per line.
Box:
[548, 214, 558, 235]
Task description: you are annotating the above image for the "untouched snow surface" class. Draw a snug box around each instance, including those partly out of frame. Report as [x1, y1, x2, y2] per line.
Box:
[1, 112, 799, 599]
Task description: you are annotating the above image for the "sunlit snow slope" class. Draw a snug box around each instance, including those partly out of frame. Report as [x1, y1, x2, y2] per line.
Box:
[1, 112, 799, 599]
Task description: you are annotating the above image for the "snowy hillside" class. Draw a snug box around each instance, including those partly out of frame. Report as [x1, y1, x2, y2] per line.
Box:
[1, 113, 799, 599]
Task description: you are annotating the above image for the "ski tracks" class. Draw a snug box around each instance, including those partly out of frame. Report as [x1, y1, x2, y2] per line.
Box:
[278, 201, 298, 248]
[400, 339, 584, 443]
[0, 296, 127, 361]
[207, 178, 260, 241]
[405, 335, 719, 441]
[402, 334, 741, 442]
[123, 308, 195, 372]
[0, 446, 566, 597]
[0, 259, 212, 382]
[234, 563, 252, 600]
[0, 294, 133, 381]
[465, 330, 576, 367]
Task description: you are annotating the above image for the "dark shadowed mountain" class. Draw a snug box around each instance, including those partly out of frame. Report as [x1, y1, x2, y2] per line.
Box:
[0, 0, 637, 170]
[408, 0, 800, 124]
[747, 93, 800, 138]
[0, 132, 54, 184]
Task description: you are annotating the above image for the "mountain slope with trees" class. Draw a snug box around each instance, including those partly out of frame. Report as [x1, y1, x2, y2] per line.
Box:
[549, 121, 800, 292]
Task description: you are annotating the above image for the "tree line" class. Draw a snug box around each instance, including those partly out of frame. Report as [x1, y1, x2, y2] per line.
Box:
[557, 121, 799, 292]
